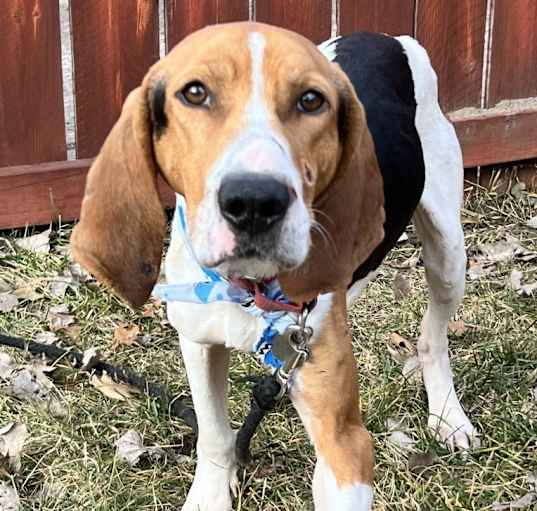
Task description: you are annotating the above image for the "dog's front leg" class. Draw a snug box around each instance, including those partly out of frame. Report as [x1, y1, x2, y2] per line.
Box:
[290, 291, 374, 510]
[180, 339, 237, 511]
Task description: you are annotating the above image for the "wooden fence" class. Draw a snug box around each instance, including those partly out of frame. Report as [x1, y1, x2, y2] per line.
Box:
[1, 0, 536, 229]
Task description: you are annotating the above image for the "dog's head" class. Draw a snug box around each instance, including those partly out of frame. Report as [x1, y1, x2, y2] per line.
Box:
[71, 23, 384, 307]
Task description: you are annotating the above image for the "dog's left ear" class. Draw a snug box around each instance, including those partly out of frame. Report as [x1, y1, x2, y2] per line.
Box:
[281, 63, 385, 302]
[71, 80, 167, 308]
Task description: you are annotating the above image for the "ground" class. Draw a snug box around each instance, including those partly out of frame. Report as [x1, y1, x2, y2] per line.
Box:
[0, 185, 536, 510]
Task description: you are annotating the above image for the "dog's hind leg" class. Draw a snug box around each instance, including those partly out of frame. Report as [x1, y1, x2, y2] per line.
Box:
[397, 36, 479, 450]
[179, 340, 237, 511]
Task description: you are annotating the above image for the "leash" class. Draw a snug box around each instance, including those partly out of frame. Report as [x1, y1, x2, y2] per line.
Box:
[0, 333, 198, 434]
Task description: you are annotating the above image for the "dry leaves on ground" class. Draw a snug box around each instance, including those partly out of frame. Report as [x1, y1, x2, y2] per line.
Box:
[393, 271, 411, 301]
[1, 354, 66, 417]
[34, 332, 59, 346]
[448, 320, 467, 337]
[115, 430, 165, 467]
[509, 270, 537, 296]
[0, 353, 16, 380]
[112, 324, 142, 349]
[90, 372, 140, 401]
[0, 292, 18, 313]
[14, 229, 51, 254]
[468, 235, 537, 281]
[527, 216, 537, 229]
[408, 451, 440, 473]
[385, 418, 416, 451]
[0, 422, 28, 473]
[0, 483, 19, 511]
[13, 279, 43, 301]
[387, 333, 421, 379]
[47, 305, 75, 332]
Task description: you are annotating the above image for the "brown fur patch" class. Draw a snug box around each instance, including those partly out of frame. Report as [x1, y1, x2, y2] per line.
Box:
[293, 292, 374, 485]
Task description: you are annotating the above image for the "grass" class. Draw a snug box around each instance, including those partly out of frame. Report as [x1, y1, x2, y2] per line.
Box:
[1, 184, 536, 510]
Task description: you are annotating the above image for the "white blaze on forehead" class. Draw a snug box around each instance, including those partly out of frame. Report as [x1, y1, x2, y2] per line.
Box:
[247, 31, 269, 125]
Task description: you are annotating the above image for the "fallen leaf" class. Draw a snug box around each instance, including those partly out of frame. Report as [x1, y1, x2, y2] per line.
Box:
[393, 272, 411, 301]
[35, 481, 66, 501]
[467, 259, 494, 281]
[0, 353, 15, 380]
[0, 277, 11, 292]
[527, 216, 537, 229]
[64, 325, 81, 341]
[385, 419, 416, 451]
[461, 208, 481, 225]
[508, 269, 537, 296]
[7, 365, 54, 402]
[0, 292, 18, 313]
[448, 320, 467, 337]
[388, 333, 416, 364]
[115, 430, 165, 467]
[0, 422, 28, 473]
[408, 451, 440, 473]
[46, 397, 68, 418]
[47, 305, 75, 332]
[90, 372, 139, 401]
[491, 493, 537, 510]
[402, 356, 421, 378]
[13, 282, 42, 301]
[112, 324, 141, 349]
[34, 332, 59, 345]
[510, 181, 526, 199]
[49, 276, 72, 298]
[15, 229, 50, 254]
[141, 298, 163, 318]
[476, 235, 536, 264]
[0, 483, 19, 510]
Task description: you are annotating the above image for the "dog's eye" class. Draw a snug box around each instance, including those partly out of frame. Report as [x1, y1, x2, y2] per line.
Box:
[178, 81, 209, 107]
[297, 90, 325, 114]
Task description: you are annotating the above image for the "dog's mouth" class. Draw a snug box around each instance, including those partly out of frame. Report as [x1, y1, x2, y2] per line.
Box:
[211, 252, 293, 281]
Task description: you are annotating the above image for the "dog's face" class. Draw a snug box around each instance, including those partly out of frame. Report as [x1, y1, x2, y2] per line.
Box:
[152, 25, 342, 279]
[71, 22, 384, 306]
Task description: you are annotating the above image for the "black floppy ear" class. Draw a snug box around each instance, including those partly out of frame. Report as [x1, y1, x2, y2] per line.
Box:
[71, 81, 168, 307]
[281, 63, 385, 302]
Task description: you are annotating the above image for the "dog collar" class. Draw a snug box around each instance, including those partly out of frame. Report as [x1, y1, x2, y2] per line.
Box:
[153, 195, 316, 375]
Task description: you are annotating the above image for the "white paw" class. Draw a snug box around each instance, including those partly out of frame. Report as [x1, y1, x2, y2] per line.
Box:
[428, 406, 480, 450]
[181, 457, 238, 511]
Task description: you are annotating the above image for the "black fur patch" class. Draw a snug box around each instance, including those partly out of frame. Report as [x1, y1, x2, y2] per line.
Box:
[149, 80, 167, 137]
[331, 33, 426, 285]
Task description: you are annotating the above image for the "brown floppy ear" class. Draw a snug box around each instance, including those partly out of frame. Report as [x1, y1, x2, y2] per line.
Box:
[71, 83, 167, 308]
[281, 64, 385, 302]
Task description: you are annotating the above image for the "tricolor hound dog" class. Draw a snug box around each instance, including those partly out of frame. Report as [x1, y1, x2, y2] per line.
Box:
[72, 22, 480, 511]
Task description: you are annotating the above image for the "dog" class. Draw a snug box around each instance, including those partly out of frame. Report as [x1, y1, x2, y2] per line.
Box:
[71, 22, 480, 510]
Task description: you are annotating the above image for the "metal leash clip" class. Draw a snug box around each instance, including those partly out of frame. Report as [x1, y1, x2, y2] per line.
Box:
[274, 308, 314, 400]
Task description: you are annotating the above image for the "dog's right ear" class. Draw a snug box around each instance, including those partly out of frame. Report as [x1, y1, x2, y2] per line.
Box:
[71, 81, 168, 307]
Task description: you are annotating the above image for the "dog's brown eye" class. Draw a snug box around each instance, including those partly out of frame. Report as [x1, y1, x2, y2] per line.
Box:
[179, 81, 209, 106]
[298, 90, 325, 113]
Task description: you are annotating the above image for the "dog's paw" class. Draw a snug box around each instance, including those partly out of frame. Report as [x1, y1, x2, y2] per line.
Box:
[428, 406, 480, 451]
[181, 458, 238, 511]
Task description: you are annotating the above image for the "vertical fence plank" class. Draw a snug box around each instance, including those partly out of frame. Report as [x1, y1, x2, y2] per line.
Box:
[256, 1, 331, 43]
[488, 0, 537, 106]
[0, 0, 65, 167]
[416, 0, 487, 112]
[340, 0, 414, 36]
[72, 0, 159, 159]
[167, 0, 249, 49]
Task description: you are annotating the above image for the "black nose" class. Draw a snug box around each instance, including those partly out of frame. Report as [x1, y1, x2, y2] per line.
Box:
[218, 174, 291, 235]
